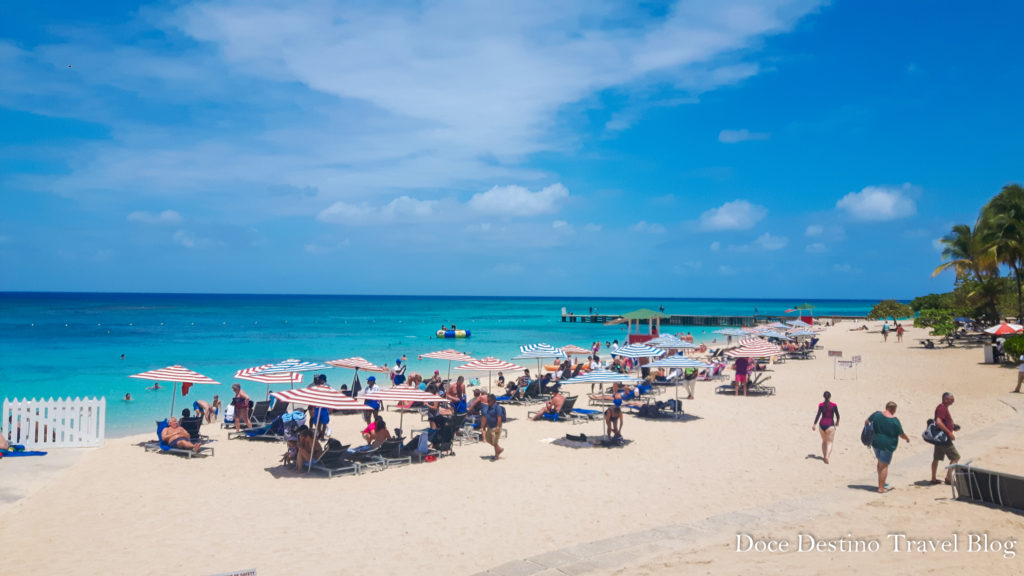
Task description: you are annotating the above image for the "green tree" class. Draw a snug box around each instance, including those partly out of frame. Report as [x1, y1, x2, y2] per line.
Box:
[980, 184, 1024, 321]
[1003, 335, 1024, 362]
[913, 308, 956, 336]
[867, 300, 914, 320]
[910, 293, 952, 312]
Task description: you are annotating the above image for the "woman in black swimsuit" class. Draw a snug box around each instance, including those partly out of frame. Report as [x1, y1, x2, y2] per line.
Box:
[812, 391, 840, 464]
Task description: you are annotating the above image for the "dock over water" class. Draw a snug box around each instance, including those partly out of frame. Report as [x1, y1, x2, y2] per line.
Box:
[560, 312, 866, 327]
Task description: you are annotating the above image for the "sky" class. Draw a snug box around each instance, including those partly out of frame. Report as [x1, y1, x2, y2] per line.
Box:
[1, 0, 1021, 299]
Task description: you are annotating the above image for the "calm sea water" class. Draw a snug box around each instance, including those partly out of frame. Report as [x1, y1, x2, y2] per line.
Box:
[0, 293, 873, 436]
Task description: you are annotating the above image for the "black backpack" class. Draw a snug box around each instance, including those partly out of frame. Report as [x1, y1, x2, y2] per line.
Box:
[861, 412, 879, 447]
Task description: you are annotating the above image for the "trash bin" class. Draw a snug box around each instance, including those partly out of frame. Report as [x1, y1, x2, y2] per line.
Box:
[983, 343, 995, 364]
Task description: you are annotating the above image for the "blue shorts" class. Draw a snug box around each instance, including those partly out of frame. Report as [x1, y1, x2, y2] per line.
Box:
[874, 448, 894, 465]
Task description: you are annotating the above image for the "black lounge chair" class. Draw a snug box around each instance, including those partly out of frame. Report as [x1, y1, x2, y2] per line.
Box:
[179, 416, 210, 444]
[528, 396, 579, 423]
[311, 440, 359, 478]
[949, 462, 1024, 512]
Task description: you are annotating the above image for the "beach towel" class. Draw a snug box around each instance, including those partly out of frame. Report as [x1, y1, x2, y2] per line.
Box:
[1, 448, 48, 457]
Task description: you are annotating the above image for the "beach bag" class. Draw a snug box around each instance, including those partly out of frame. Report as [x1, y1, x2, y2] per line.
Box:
[861, 412, 879, 447]
[922, 419, 950, 445]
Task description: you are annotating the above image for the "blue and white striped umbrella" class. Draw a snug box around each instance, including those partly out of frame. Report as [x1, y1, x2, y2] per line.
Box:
[715, 328, 748, 336]
[647, 356, 712, 369]
[612, 343, 665, 358]
[645, 335, 698, 349]
[787, 320, 812, 328]
[558, 369, 643, 385]
[770, 322, 790, 329]
[754, 329, 793, 341]
[514, 343, 567, 360]
[254, 358, 332, 375]
[788, 329, 817, 337]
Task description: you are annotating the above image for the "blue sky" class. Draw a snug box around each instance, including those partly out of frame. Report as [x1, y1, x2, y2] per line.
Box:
[1, 0, 1021, 298]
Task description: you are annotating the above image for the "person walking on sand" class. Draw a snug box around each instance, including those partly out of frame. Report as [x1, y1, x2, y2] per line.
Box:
[480, 393, 505, 461]
[1014, 356, 1024, 393]
[881, 321, 890, 342]
[930, 392, 961, 485]
[896, 323, 905, 343]
[812, 391, 840, 464]
[867, 401, 910, 493]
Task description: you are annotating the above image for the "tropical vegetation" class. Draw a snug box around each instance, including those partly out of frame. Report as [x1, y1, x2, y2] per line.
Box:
[928, 183, 1024, 324]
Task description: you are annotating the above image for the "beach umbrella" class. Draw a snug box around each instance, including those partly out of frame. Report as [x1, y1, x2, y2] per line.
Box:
[362, 387, 451, 439]
[647, 356, 712, 406]
[984, 322, 1023, 335]
[129, 365, 220, 417]
[612, 343, 665, 358]
[253, 358, 332, 375]
[557, 369, 643, 386]
[770, 322, 790, 329]
[715, 328, 747, 336]
[417, 349, 474, 382]
[726, 341, 784, 358]
[560, 344, 591, 357]
[514, 343, 568, 376]
[235, 364, 304, 400]
[646, 334, 698, 349]
[786, 320, 812, 328]
[272, 385, 372, 472]
[787, 329, 817, 338]
[753, 330, 792, 341]
[326, 357, 386, 398]
[455, 357, 524, 393]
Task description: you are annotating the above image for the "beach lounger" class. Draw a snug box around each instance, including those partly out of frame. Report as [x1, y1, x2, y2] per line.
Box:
[528, 396, 581, 423]
[346, 445, 386, 473]
[949, 461, 1024, 512]
[145, 420, 214, 458]
[228, 415, 286, 441]
[179, 416, 210, 444]
[311, 441, 360, 478]
[377, 438, 413, 468]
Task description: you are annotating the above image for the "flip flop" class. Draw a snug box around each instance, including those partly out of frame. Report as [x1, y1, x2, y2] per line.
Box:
[930, 479, 942, 485]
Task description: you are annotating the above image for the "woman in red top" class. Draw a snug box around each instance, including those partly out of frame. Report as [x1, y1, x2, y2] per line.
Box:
[812, 391, 840, 464]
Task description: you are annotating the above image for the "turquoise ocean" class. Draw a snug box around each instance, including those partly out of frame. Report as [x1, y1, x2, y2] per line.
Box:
[0, 293, 873, 436]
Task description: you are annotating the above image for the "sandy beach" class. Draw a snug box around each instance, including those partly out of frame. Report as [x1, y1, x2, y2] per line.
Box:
[2, 323, 1022, 576]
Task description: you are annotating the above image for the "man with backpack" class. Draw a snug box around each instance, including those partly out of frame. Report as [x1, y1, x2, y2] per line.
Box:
[930, 392, 960, 485]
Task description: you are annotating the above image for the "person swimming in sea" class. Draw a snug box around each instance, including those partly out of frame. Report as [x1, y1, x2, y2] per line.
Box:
[147, 382, 161, 390]
[123, 393, 132, 401]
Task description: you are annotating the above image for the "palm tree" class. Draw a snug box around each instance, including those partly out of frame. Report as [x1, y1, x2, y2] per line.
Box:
[932, 222, 995, 282]
[980, 184, 1024, 321]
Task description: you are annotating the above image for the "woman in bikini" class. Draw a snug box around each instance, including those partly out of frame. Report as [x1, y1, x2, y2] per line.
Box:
[812, 391, 840, 464]
[231, 383, 251, 432]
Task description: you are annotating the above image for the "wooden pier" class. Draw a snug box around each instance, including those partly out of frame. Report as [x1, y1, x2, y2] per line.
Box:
[561, 313, 866, 327]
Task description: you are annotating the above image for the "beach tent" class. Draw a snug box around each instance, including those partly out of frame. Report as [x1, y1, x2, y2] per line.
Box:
[129, 365, 220, 417]
[271, 385, 372, 472]
[418, 349, 474, 382]
[455, 357, 524, 393]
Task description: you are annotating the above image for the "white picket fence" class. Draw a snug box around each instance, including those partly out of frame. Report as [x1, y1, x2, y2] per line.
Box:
[2, 397, 106, 448]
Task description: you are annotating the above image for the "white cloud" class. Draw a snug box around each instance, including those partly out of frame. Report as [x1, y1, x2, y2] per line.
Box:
[710, 241, 720, 251]
[932, 238, 945, 252]
[552, 220, 568, 229]
[493, 263, 524, 275]
[700, 200, 767, 231]
[583, 223, 602, 232]
[718, 265, 737, 275]
[127, 210, 182, 224]
[805, 242, 827, 253]
[754, 233, 788, 251]
[631, 221, 666, 234]
[805, 224, 823, 237]
[718, 129, 770, 143]
[171, 229, 211, 249]
[318, 195, 436, 225]
[304, 240, 350, 254]
[836, 184, 917, 221]
[832, 264, 852, 273]
[469, 183, 568, 216]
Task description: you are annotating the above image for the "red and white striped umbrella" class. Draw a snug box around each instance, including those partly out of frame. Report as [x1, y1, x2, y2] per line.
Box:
[235, 365, 304, 384]
[326, 357, 386, 371]
[736, 336, 762, 347]
[726, 341, 784, 358]
[455, 357, 524, 393]
[129, 365, 220, 416]
[362, 387, 451, 404]
[272, 385, 373, 411]
[560, 345, 591, 356]
[984, 322, 1023, 335]
[418, 349, 474, 381]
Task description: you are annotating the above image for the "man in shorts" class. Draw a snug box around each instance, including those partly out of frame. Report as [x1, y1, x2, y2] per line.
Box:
[930, 392, 960, 485]
[480, 394, 505, 461]
[161, 418, 203, 453]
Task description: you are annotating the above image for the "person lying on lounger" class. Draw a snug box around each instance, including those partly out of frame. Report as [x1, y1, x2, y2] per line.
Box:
[587, 383, 641, 406]
[161, 418, 203, 453]
[296, 426, 324, 471]
[532, 390, 566, 420]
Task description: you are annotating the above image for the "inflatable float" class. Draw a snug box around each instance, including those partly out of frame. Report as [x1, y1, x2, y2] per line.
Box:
[436, 329, 471, 338]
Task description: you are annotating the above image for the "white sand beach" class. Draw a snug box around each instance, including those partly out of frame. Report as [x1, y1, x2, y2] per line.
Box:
[1, 324, 1022, 575]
